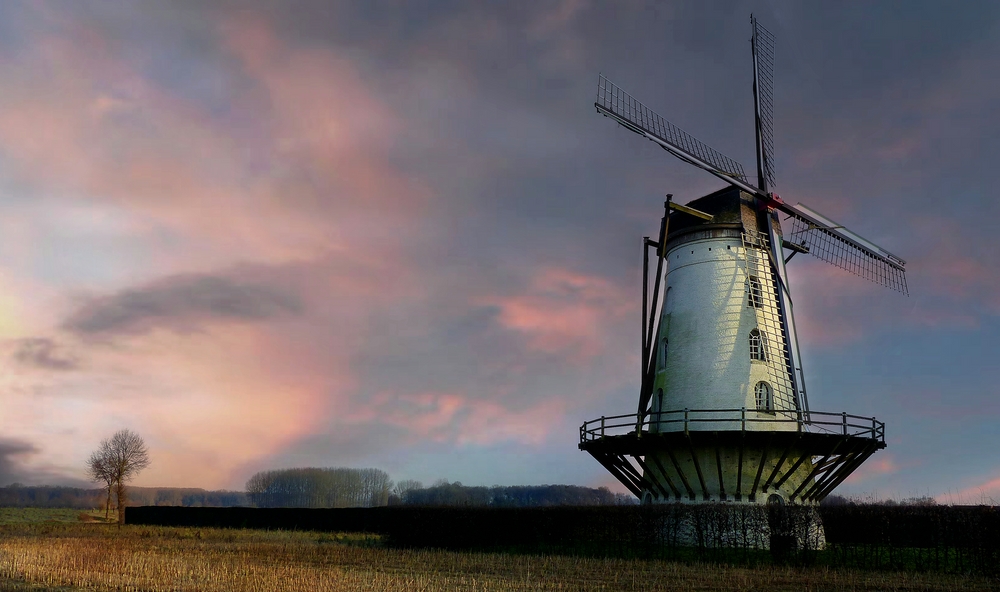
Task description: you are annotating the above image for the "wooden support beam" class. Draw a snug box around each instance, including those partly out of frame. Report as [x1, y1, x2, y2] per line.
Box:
[790, 437, 848, 500]
[633, 455, 672, 501]
[715, 443, 727, 501]
[687, 436, 710, 501]
[648, 453, 682, 500]
[669, 201, 714, 221]
[773, 450, 810, 490]
[589, 453, 642, 497]
[735, 431, 745, 501]
[811, 444, 879, 502]
[665, 446, 696, 501]
[750, 435, 772, 501]
[761, 443, 791, 492]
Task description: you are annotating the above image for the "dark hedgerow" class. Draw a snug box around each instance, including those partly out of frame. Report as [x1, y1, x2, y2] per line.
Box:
[127, 503, 1000, 576]
[820, 504, 1000, 576]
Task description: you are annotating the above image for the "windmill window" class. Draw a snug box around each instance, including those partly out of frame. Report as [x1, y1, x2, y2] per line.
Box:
[659, 338, 668, 366]
[755, 381, 773, 412]
[749, 329, 767, 362]
[748, 276, 763, 308]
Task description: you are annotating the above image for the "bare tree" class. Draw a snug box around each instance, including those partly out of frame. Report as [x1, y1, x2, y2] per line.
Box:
[86, 446, 115, 521]
[93, 429, 150, 525]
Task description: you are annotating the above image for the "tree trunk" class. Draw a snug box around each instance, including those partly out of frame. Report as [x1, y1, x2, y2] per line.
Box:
[116, 480, 127, 526]
[105, 484, 112, 521]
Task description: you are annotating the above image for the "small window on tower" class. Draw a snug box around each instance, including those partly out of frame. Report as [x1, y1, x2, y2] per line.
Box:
[659, 338, 668, 366]
[749, 329, 767, 361]
[755, 381, 773, 412]
[748, 276, 762, 308]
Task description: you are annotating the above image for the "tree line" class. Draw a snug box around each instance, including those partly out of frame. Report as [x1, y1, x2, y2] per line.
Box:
[242, 471, 635, 509]
[0, 480, 631, 510]
[64, 428, 636, 513]
[390, 480, 636, 507]
[245, 467, 392, 508]
[0, 485, 248, 508]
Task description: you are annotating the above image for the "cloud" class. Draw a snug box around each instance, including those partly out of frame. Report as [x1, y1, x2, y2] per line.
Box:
[484, 267, 633, 360]
[62, 272, 302, 337]
[939, 475, 1000, 506]
[844, 454, 899, 484]
[0, 437, 86, 487]
[11, 338, 78, 371]
[0, 438, 37, 486]
[342, 391, 566, 447]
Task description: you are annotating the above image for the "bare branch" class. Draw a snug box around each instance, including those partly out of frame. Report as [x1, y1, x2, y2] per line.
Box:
[87, 429, 151, 525]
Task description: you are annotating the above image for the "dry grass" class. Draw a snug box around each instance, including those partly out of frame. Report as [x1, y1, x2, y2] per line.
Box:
[0, 508, 113, 525]
[0, 523, 993, 591]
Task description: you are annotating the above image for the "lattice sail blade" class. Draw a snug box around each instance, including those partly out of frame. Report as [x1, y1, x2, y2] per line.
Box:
[596, 75, 749, 183]
[752, 15, 776, 191]
[783, 202, 908, 294]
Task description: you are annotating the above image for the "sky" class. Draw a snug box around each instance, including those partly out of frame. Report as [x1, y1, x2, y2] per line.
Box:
[0, 0, 997, 503]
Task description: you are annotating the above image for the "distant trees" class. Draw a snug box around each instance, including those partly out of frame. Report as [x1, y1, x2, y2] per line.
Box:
[86, 429, 151, 524]
[389, 480, 424, 505]
[245, 467, 393, 508]
[243, 472, 635, 508]
[394, 481, 635, 507]
[0, 485, 245, 509]
[822, 494, 939, 507]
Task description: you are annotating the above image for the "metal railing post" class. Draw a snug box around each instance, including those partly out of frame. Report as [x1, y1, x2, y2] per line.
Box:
[600, 416, 605, 439]
[842, 412, 847, 436]
[684, 408, 689, 436]
[741, 407, 746, 432]
[797, 409, 802, 432]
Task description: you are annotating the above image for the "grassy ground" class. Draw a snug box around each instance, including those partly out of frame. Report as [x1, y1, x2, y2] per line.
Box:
[0, 508, 114, 525]
[0, 509, 994, 591]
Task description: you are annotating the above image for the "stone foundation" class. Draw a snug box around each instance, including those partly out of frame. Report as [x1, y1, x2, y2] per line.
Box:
[637, 500, 826, 551]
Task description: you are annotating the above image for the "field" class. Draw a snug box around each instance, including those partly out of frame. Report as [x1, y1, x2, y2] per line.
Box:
[0, 508, 995, 591]
[0, 508, 113, 525]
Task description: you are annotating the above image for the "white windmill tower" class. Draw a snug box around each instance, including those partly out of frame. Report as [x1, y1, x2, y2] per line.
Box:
[580, 17, 905, 517]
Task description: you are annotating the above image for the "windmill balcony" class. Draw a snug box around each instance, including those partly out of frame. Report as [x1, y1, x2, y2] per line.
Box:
[580, 409, 885, 443]
[579, 409, 886, 505]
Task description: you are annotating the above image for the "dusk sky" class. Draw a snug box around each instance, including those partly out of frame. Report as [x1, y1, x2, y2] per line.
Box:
[0, 1, 998, 503]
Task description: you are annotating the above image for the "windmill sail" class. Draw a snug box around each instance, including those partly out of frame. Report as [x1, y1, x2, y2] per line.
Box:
[751, 15, 776, 192]
[782, 202, 908, 294]
[596, 43, 908, 296]
[596, 75, 749, 185]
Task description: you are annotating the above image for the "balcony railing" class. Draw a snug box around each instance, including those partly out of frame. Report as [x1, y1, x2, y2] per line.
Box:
[580, 408, 884, 445]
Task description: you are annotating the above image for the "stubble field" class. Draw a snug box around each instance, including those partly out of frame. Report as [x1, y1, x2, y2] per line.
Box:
[0, 509, 994, 591]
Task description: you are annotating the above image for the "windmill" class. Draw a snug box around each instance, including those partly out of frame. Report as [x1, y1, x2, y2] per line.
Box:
[579, 16, 904, 520]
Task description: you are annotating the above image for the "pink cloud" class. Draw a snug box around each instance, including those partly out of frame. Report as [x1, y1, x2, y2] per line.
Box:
[874, 135, 925, 161]
[0, 10, 442, 488]
[792, 138, 855, 171]
[338, 390, 566, 447]
[0, 9, 430, 281]
[938, 475, 1000, 505]
[845, 453, 899, 484]
[484, 267, 633, 360]
[786, 261, 881, 348]
[0, 5, 616, 487]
